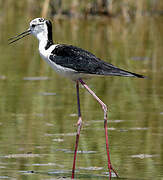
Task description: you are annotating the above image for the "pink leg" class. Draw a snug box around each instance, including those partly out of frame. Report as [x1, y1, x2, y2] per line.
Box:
[72, 80, 82, 179]
[79, 79, 119, 179]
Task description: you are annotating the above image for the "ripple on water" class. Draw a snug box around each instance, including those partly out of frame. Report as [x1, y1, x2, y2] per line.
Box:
[25, 162, 64, 168]
[0, 176, 10, 179]
[1, 154, 41, 158]
[53, 133, 76, 136]
[53, 138, 64, 142]
[131, 56, 151, 61]
[39, 92, 57, 96]
[79, 166, 103, 171]
[47, 170, 109, 179]
[103, 171, 118, 177]
[44, 132, 76, 137]
[55, 149, 96, 154]
[131, 154, 159, 159]
[19, 170, 35, 174]
[89, 119, 125, 123]
[23, 76, 51, 80]
[119, 127, 149, 132]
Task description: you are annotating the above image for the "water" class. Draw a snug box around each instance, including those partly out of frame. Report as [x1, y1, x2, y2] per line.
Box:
[0, 13, 163, 180]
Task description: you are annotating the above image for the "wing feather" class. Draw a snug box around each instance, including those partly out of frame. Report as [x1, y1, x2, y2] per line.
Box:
[49, 44, 111, 73]
[49, 44, 145, 78]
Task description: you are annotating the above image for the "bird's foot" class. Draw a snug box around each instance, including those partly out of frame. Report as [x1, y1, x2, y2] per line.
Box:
[108, 164, 119, 179]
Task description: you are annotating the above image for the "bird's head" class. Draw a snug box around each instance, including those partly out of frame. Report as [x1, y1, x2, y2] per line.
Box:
[8, 18, 53, 44]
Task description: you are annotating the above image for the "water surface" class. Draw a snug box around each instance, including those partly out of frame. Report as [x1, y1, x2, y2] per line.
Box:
[0, 13, 163, 180]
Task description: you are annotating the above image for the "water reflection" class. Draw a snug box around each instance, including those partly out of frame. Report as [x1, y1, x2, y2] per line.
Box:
[0, 14, 163, 180]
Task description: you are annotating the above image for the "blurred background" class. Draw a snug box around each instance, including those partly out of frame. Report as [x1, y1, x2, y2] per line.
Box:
[0, 0, 163, 179]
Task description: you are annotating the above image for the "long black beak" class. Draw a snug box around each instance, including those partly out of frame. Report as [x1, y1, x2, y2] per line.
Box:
[8, 29, 31, 44]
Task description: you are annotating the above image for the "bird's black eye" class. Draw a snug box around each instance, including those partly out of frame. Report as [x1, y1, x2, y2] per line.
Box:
[31, 24, 36, 28]
[39, 18, 45, 22]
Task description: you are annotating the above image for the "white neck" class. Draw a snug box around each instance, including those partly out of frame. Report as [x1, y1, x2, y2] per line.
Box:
[37, 31, 48, 42]
[36, 32, 53, 52]
[39, 38, 48, 51]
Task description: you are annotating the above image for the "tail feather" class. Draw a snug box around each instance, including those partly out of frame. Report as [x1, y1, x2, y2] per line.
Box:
[110, 68, 146, 78]
[97, 62, 146, 78]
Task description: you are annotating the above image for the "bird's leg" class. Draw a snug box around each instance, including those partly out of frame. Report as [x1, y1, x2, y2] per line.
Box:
[79, 79, 119, 179]
[72, 80, 82, 179]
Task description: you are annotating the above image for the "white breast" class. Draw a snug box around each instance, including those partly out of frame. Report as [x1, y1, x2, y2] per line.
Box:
[38, 43, 84, 80]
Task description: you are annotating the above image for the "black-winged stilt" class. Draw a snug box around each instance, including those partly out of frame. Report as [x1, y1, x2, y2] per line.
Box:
[9, 18, 145, 179]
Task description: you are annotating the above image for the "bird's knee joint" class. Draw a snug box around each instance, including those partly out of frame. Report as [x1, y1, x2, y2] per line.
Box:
[102, 104, 108, 113]
[77, 117, 82, 127]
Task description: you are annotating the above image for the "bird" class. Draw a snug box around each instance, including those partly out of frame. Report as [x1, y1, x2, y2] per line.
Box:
[8, 17, 145, 179]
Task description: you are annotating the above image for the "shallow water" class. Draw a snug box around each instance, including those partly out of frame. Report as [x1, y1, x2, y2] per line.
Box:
[0, 11, 163, 180]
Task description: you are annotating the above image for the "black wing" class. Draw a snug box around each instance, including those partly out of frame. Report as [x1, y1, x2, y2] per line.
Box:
[49, 44, 102, 73]
[49, 44, 145, 78]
